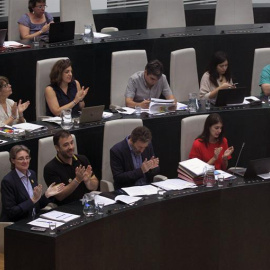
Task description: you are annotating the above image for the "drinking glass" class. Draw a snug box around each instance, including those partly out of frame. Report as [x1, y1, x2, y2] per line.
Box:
[49, 222, 56, 235]
[97, 202, 105, 215]
[188, 93, 198, 113]
[83, 25, 94, 43]
[217, 175, 224, 187]
[83, 200, 95, 217]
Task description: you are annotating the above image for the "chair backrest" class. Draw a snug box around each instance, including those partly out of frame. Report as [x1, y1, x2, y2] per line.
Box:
[102, 119, 143, 183]
[0, 222, 13, 253]
[180, 114, 209, 161]
[101, 27, 119, 33]
[60, 0, 96, 33]
[215, 0, 254, 25]
[170, 48, 199, 102]
[36, 57, 68, 119]
[251, 48, 270, 96]
[147, 0, 186, 29]
[111, 50, 147, 107]
[0, 152, 11, 215]
[38, 134, 77, 194]
[8, 0, 29, 40]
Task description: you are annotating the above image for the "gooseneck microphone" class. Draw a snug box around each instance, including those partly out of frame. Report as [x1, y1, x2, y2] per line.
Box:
[229, 142, 245, 184]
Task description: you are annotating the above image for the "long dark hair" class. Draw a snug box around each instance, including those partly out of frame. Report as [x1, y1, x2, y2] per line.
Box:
[207, 51, 232, 87]
[197, 113, 224, 146]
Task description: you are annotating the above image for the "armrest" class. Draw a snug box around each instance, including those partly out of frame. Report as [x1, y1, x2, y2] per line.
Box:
[153, 175, 168, 182]
[100, 179, 115, 192]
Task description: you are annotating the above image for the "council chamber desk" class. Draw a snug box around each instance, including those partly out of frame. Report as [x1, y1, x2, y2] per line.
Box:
[0, 105, 269, 179]
[4, 177, 270, 270]
[1, 24, 270, 122]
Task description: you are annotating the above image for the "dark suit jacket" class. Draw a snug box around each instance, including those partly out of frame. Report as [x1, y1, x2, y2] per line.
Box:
[110, 139, 160, 190]
[0, 169, 50, 222]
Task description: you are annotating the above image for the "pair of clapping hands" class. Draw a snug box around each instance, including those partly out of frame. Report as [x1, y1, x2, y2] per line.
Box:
[141, 156, 159, 173]
[214, 146, 234, 160]
[75, 165, 93, 183]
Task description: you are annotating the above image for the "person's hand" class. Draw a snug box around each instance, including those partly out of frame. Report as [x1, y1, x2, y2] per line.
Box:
[82, 165, 93, 182]
[75, 165, 86, 182]
[45, 182, 65, 198]
[11, 102, 18, 117]
[220, 82, 233, 90]
[41, 22, 52, 34]
[150, 156, 159, 169]
[17, 99, 30, 114]
[141, 158, 156, 173]
[213, 147, 223, 160]
[140, 100, 150, 109]
[32, 184, 43, 203]
[75, 86, 89, 104]
[223, 146, 234, 159]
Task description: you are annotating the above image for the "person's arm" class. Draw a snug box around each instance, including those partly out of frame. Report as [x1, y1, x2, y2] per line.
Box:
[75, 80, 88, 110]
[221, 146, 234, 170]
[45, 84, 87, 116]
[261, 84, 270, 96]
[125, 97, 150, 109]
[81, 165, 99, 191]
[19, 22, 52, 40]
[43, 164, 83, 202]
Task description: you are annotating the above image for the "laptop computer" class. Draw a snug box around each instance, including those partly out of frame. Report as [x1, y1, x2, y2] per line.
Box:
[234, 157, 270, 179]
[211, 87, 247, 107]
[80, 105, 105, 124]
[44, 21, 75, 43]
[0, 29, 7, 47]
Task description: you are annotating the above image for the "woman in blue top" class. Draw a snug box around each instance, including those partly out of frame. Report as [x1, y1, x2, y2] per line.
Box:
[18, 0, 54, 40]
[45, 59, 89, 117]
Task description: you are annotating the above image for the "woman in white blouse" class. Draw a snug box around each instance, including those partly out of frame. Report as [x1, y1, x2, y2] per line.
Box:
[0, 76, 30, 126]
[199, 51, 235, 99]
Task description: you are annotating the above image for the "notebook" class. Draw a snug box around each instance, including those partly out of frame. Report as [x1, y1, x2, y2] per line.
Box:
[211, 87, 247, 107]
[45, 21, 75, 43]
[0, 29, 7, 47]
[235, 158, 270, 179]
[80, 105, 105, 124]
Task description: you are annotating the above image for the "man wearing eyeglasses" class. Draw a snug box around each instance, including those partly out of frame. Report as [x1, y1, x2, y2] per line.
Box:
[18, 0, 54, 40]
[43, 130, 99, 206]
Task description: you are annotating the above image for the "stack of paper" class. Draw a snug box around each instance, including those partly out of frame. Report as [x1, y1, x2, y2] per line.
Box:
[95, 194, 142, 206]
[28, 218, 64, 228]
[149, 98, 175, 114]
[122, 185, 159, 196]
[40, 210, 80, 223]
[153, 179, 197, 191]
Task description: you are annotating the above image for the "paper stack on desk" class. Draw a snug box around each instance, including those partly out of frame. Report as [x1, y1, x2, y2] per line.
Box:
[40, 210, 80, 223]
[153, 179, 197, 190]
[149, 98, 175, 114]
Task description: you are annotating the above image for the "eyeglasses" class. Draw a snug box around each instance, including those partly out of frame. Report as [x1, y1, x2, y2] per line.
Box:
[1, 84, 10, 88]
[16, 157, 31, 162]
[35, 5, 47, 9]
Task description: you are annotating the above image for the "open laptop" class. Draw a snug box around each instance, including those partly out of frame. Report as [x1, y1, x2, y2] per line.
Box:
[80, 105, 105, 124]
[0, 29, 7, 47]
[235, 157, 270, 179]
[43, 21, 75, 43]
[211, 87, 247, 107]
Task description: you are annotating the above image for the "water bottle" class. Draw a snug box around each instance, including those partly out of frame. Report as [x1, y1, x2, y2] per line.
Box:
[188, 93, 198, 113]
[83, 24, 94, 43]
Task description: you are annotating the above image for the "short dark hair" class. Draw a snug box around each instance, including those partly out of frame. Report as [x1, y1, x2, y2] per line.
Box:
[0, 76, 9, 91]
[130, 126, 152, 144]
[207, 51, 232, 87]
[50, 59, 72, 86]
[197, 113, 224, 146]
[28, 0, 46, 12]
[53, 130, 72, 146]
[9, 145, 31, 170]
[145, 60, 164, 79]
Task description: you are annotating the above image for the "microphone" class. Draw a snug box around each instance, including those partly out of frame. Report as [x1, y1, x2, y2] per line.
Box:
[220, 25, 263, 34]
[160, 28, 201, 38]
[229, 142, 245, 184]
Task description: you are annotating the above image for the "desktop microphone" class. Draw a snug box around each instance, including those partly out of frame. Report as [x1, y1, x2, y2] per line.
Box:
[229, 142, 245, 185]
[220, 25, 263, 34]
[160, 28, 201, 38]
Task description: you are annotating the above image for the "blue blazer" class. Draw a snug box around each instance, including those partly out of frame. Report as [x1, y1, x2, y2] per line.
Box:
[110, 139, 160, 190]
[0, 169, 49, 222]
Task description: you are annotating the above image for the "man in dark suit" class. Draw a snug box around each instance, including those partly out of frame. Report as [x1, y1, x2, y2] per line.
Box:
[110, 126, 160, 190]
